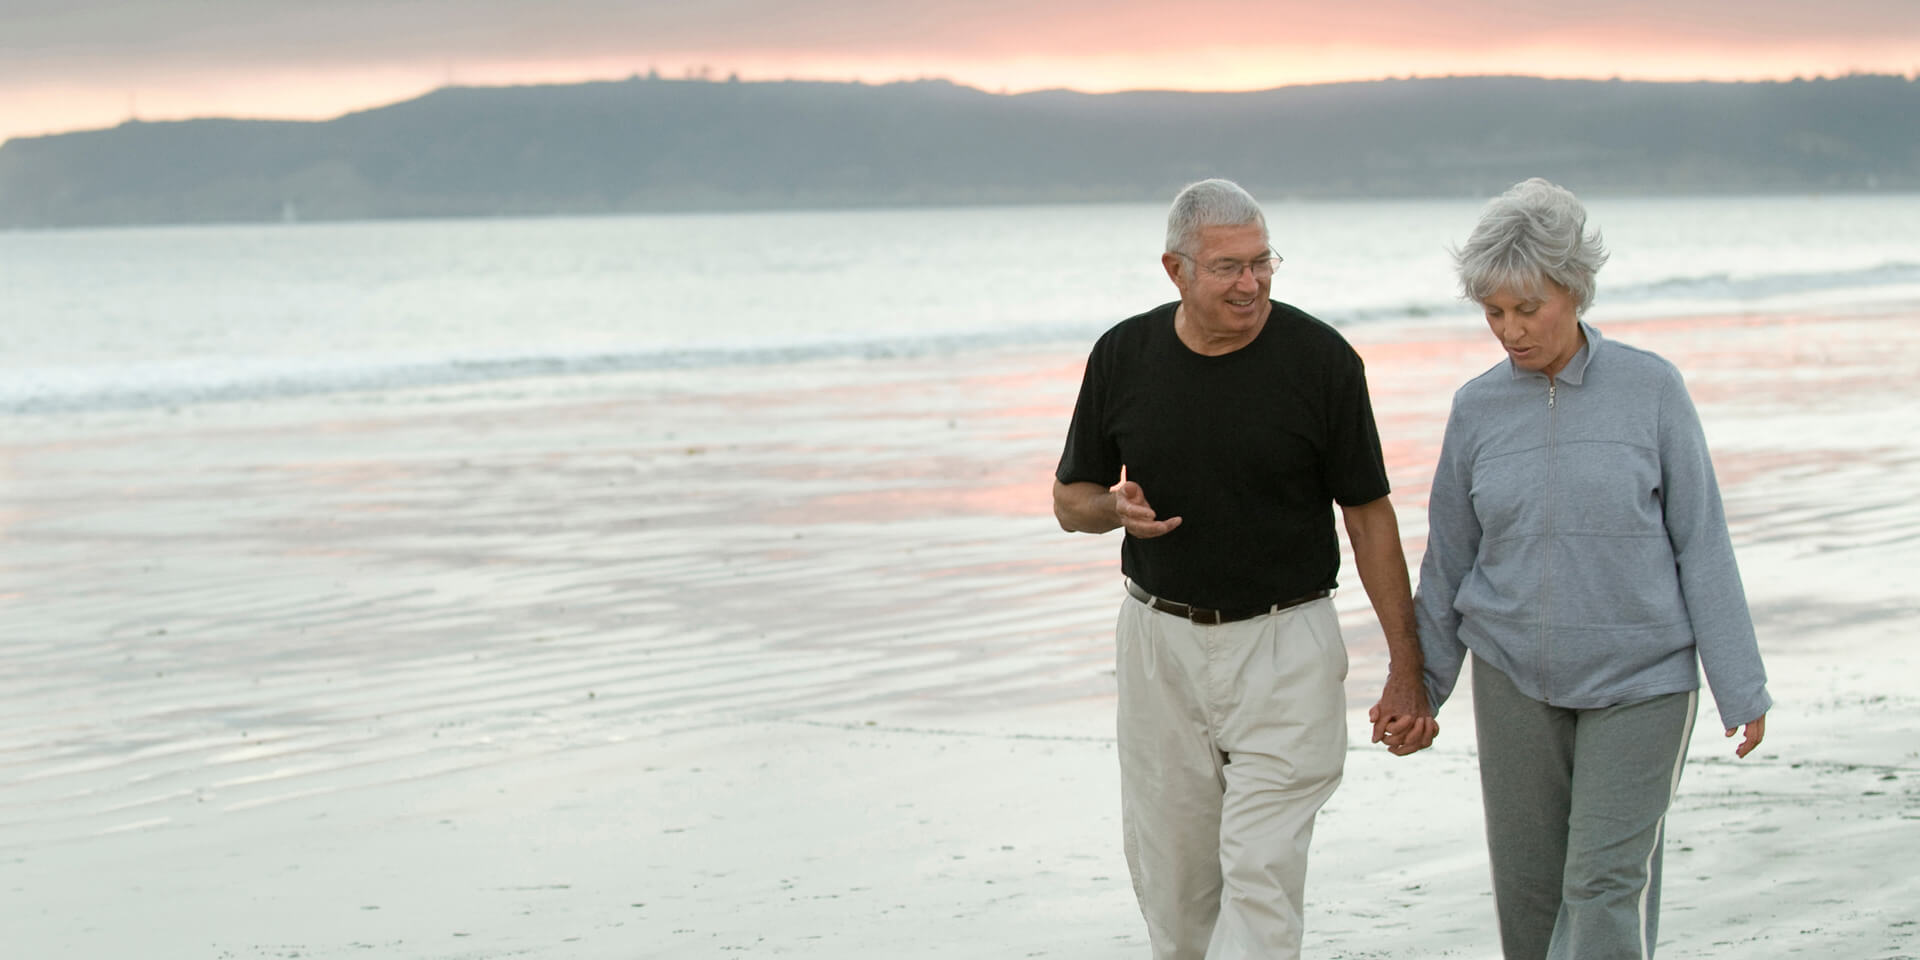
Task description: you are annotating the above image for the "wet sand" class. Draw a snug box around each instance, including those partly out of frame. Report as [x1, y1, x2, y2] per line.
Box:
[3, 307, 1917, 958]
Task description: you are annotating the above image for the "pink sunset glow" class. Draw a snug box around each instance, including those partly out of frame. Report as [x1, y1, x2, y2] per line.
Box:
[4, 0, 1915, 144]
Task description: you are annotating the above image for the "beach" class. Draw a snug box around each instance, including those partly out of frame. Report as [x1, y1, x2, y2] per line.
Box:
[5, 305, 1919, 959]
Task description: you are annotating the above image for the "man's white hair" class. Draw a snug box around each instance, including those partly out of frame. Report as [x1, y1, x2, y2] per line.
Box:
[1165, 179, 1268, 256]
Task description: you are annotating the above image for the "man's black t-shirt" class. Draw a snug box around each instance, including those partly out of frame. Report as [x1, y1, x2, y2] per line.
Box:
[1055, 300, 1391, 610]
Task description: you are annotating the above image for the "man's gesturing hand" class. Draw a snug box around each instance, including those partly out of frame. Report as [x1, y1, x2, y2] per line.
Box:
[1110, 480, 1182, 539]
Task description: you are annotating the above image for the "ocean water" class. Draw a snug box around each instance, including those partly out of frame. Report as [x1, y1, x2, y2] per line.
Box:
[6, 194, 1920, 414]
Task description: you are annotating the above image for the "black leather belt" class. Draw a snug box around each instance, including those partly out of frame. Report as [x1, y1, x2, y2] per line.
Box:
[1125, 579, 1329, 625]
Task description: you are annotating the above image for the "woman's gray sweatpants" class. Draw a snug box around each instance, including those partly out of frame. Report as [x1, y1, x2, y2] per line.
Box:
[1472, 655, 1698, 960]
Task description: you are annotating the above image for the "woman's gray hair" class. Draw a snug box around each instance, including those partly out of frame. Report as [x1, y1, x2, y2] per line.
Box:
[1454, 178, 1609, 314]
[1165, 179, 1267, 256]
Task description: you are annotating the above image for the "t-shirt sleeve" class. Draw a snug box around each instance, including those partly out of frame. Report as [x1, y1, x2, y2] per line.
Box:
[1055, 342, 1122, 487]
[1321, 350, 1392, 506]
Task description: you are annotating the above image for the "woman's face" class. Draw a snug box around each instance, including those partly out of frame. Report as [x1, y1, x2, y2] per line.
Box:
[1481, 282, 1584, 379]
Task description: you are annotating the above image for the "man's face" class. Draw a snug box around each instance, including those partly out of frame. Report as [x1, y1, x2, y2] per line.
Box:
[1164, 223, 1274, 341]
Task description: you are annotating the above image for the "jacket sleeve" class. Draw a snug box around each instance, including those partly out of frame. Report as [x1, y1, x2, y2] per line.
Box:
[1658, 368, 1772, 728]
[1415, 395, 1480, 713]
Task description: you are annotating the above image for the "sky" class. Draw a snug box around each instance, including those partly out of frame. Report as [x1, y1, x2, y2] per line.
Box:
[4, 0, 1918, 144]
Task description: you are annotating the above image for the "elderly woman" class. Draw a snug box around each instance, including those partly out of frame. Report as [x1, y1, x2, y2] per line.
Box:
[1415, 178, 1771, 959]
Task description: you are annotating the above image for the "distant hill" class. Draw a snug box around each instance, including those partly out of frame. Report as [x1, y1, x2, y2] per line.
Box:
[2, 74, 1916, 227]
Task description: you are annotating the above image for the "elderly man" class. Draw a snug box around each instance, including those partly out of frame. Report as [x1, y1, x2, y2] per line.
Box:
[1052, 178, 1435, 959]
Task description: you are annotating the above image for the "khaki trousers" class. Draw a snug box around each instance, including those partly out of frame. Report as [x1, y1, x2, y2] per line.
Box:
[1116, 590, 1349, 960]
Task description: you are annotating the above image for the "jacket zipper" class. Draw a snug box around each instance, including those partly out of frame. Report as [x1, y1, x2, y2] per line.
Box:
[1540, 377, 1556, 703]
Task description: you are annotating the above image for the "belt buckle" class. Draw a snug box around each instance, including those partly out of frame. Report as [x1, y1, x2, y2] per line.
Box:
[1188, 607, 1222, 625]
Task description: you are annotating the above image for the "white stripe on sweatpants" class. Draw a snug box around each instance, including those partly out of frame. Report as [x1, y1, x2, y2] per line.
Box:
[1638, 688, 1698, 960]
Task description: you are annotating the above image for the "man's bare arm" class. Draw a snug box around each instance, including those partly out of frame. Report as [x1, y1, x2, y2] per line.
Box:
[1341, 494, 1437, 755]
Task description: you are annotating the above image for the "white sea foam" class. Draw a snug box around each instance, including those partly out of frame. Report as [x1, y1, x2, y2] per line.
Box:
[7, 195, 1920, 413]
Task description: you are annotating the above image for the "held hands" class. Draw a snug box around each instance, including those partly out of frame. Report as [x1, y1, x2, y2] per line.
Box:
[1369, 669, 1439, 756]
[1109, 480, 1182, 538]
[1726, 714, 1766, 758]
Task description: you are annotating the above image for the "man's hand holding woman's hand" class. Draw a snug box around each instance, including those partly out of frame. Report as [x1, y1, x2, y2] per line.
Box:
[1369, 670, 1439, 757]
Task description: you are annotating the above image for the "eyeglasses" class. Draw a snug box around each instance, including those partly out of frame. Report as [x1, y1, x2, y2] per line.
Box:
[1176, 250, 1283, 282]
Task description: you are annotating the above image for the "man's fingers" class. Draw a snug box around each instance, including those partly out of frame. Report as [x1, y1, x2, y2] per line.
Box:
[1382, 717, 1440, 756]
[1125, 515, 1182, 539]
[1374, 712, 1420, 746]
[1111, 482, 1181, 537]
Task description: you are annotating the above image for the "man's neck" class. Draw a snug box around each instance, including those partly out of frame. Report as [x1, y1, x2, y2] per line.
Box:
[1174, 302, 1268, 356]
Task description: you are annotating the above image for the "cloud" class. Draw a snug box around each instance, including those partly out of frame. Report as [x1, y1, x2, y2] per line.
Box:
[6, 0, 1916, 74]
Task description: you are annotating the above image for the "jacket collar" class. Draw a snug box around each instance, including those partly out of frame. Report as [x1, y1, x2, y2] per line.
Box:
[1508, 320, 1601, 385]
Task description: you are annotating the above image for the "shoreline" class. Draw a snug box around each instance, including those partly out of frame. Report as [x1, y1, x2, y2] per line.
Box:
[11, 292, 1920, 433]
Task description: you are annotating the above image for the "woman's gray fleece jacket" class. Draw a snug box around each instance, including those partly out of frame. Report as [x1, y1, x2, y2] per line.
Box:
[1415, 322, 1772, 729]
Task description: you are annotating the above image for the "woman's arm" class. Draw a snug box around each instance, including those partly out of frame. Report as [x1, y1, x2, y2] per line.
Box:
[1414, 400, 1482, 713]
[1657, 367, 1773, 739]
